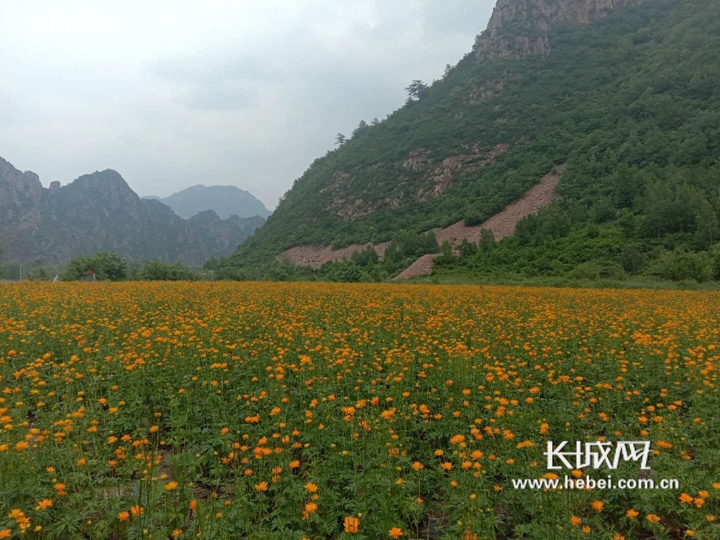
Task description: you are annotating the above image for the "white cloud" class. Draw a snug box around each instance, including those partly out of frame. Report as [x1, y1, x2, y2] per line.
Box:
[0, 0, 494, 209]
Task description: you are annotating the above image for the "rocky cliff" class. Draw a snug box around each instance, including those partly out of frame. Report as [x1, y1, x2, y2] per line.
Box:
[474, 0, 647, 60]
[0, 157, 264, 266]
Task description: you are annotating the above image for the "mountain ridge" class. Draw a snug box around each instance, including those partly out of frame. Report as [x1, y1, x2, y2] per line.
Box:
[144, 184, 270, 220]
[0, 157, 264, 267]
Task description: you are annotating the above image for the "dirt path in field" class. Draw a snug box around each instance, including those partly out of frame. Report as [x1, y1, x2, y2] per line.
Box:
[279, 165, 563, 275]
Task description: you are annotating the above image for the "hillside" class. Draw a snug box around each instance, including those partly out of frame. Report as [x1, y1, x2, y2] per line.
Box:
[144, 184, 270, 220]
[224, 0, 720, 282]
[0, 157, 264, 267]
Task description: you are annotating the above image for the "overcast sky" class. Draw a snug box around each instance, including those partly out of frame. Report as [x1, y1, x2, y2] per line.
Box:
[0, 0, 493, 209]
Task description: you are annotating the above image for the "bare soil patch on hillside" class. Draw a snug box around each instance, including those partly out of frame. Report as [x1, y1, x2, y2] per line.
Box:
[279, 165, 563, 274]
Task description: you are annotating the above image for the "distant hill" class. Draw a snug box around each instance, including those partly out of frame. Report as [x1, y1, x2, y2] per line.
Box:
[224, 0, 720, 283]
[145, 185, 270, 220]
[0, 157, 264, 267]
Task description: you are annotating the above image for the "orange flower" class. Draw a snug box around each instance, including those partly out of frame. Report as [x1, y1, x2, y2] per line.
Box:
[189, 500, 198, 511]
[165, 481, 179, 491]
[389, 527, 404, 538]
[0, 530, 10, 539]
[255, 481, 268, 492]
[626, 509, 639, 519]
[118, 511, 130, 522]
[571, 516, 582, 527]
[344, 516, 360, 533]
[646, 514, 661, 524]
[591, 500, 604, 512]
[304, 502, 317, 513]
[36, 499, 53, 510]
[289, 460, 300, 469]
[679, 493, 694, 504]
[130, 505, 144, 516]
[304, 482, 318, 493]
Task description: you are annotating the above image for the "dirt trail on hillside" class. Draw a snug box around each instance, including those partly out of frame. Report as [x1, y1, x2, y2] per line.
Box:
[394, 165, 563, 280]
[279, 165, 563, 275]
[280, 242, 389, 269]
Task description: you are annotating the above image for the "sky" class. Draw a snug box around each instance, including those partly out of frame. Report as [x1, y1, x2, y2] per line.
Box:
[0, 0, 494, 210]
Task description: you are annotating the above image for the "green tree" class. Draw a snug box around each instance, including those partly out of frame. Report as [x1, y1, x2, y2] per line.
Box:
[61, 252, 127, 281]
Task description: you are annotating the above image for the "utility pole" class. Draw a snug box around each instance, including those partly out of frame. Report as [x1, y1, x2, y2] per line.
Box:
[19, 263, 22, 281]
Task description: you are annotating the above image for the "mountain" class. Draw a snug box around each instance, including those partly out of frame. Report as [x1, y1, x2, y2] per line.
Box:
[145, 185, 270, 220]
[0, 157, 265, 267]
[225, 0, 720, 282]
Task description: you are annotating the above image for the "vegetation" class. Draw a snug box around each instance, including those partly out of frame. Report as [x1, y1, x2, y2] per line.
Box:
[1, 282, 718, 538]
[61, 252, 128, 282]
[139, 260, 199, 281]
[222, 0, 720, 284]
[58, 252, 198, 282]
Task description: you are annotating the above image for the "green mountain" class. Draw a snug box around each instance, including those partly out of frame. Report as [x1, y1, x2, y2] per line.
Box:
[223, 0, 720, 282]
[144, 184, 270, 220]
[0, 157, 265, 267]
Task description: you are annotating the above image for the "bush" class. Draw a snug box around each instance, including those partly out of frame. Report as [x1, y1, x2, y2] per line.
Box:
[650, 249, 713, 282]
[140, 260, 198, 281]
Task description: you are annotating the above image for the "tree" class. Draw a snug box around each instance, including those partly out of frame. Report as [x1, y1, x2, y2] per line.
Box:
[405, 80, 429, 101]
[335, 133, 347, 146]
[352, 121, 369, 139]
[61, 252, 127, 281]
[458, 239, 477, 259]
[712, 243, 720, 281]
[479, 229, 496, 252]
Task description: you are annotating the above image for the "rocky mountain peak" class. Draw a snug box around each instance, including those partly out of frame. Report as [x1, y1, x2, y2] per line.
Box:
[0, 157, 43, 207]
[474, 0, 646, 60]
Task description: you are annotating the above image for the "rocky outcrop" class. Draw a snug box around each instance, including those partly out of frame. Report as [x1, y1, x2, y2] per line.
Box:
[474, 0, 646, 61]
[0, 157, 264, 266]
[326, 144, 508, 221]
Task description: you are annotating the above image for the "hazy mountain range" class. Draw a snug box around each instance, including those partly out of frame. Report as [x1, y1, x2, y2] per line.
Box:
[0, 157, 264, 267]
[143, 185, 270, 220]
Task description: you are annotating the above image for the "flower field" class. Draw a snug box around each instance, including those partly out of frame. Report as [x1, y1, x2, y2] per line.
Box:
[0, 282, 719, 539]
